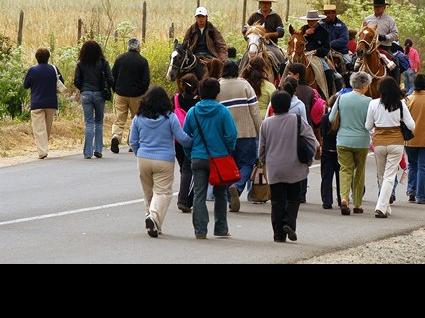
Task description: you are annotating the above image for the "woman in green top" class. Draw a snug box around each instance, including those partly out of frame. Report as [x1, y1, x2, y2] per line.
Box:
[329, 71, 372, 216]
[242, 56, 276, 117]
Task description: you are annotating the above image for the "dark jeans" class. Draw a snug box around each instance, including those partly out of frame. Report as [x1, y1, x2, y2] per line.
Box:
[321, 151, 341, 206]
[406, 147, 425, 202]
[192, 159, 228, 236]
[231, 138, 258, 193]
[176, 143, 194, 208]
[300, 179, 308, 202]
[81, 91, 105, 157]
[270, 181, 302, 237]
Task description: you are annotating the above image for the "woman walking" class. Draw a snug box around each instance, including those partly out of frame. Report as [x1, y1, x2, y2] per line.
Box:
[184, 79, 237, 239]
[405, 74, 425, 204]
[74, 40, 113, 159]
[259, 91, 317, 243]
[329, 72, 372, 216]
[24, 48, 64, 160]
[173, 74, 200, 213]
[130, 86, 192, 238]
[404, 39, 421, 96]
[366, 77, 416, 218]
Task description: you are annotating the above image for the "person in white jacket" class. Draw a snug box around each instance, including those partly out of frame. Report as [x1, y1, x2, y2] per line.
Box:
[366, 77, 415, 218]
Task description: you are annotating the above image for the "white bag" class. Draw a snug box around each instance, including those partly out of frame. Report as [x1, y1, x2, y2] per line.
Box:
[52, 65, 67, 93]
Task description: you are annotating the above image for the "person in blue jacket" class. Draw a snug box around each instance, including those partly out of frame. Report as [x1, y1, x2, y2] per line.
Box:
[184, 78, 237, 240]
[320, 4, 351, 65]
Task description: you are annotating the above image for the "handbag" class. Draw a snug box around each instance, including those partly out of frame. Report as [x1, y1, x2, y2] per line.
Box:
[174, 94, 187, 127]
[52, 65, 67, 93]
[330, 95, 341, 132]
[297, 115, 316, 165]
[101, 59, 112, 101]
[248, 163, 271, 203]
[193, 110, 240, 186]
[400, 105, 414, 141]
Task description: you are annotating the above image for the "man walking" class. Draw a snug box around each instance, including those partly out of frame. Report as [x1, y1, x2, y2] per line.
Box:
[111, 38, 150, 154]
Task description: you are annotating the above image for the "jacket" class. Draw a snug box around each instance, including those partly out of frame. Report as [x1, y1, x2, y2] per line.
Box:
[320, 17, 349, 55]
[183, 22, 228, 62]
[184, 99, 237, 160]
[74, 59, 114, 93]
[406, 92, 425, 147]
[301, 24, 331, 58]
[112, 51, 150, 97]
[247, 10, 285, 44]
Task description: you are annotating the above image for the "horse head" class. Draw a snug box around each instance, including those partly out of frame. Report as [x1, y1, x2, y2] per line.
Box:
[245, 23, 267, 59]
[356, 25, 378, 58]
[166, 39, 196, 82]
[287, 25, 306, 62]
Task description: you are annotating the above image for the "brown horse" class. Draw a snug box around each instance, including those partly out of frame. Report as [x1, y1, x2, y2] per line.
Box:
[356, 25, 387, 98]
[286, 25, 322, 95]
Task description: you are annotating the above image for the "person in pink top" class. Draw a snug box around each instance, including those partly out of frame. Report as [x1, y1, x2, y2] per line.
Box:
[404, 39, 421, 95]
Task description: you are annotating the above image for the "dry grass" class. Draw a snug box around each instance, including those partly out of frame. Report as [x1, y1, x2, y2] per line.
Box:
[0, 0, 309, 49]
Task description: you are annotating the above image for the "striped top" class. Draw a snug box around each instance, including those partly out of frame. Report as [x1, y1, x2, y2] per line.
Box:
[217, 78, 262, 139]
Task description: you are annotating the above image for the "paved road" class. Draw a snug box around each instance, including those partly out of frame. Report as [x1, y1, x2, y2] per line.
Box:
[0, 150, 424, 264]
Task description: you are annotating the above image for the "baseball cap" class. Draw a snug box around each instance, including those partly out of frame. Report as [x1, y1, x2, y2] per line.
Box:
[195, 7, 208, 17]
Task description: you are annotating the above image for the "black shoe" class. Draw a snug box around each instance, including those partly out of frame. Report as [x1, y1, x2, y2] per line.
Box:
[375, 210, 388, 219]
[111, 137, 120, 154]
[128, 148, 133, 153]
[94, 152, 103, 159]
[39, 154, 48, 160]
[340, 203, 351, 216]
[353, 208, 364, 214]
[409, 195, 416, 203]
[299, 199, 307, 204]
[177, 203, 192, 214]
[283, 226, 297, 242]
[274, 234, 287, 243]
[322, 204, 333, 210]
[389, 195, 396, 205]
[145, 217, 159, 238]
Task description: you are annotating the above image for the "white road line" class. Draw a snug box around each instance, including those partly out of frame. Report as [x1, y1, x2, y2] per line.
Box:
[0, 192, 179, 227]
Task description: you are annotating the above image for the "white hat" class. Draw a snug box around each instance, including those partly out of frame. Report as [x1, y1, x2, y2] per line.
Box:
[195, 7, 208, 17]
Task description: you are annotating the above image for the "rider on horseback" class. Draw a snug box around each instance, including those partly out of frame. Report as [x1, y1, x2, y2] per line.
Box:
[363, 0, 400, 82]
[183, 7, 228, 62]
[243, 0, 286, 70]
[320, 4, 351, 66]
[300, 10, 335, 98]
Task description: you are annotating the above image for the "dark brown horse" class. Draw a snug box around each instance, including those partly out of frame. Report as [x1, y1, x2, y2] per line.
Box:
[356, 25, 387, 98]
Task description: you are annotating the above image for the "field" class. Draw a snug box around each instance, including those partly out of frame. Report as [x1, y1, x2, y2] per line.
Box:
[0, 0, 309, 49]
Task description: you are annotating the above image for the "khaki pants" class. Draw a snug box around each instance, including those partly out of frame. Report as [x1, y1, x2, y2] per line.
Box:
[138, 158, 175, 230]
[112, 94, 143, 143]
[31, 109, 56, 158]
[375, 145, 404, 215]
[337, 146, 369, 208]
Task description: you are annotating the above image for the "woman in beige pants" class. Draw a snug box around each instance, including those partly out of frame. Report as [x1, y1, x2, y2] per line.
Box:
[129, 87, 192, 238]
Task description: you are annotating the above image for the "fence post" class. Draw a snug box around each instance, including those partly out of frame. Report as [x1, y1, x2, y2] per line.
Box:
[197, 0, 200, 8]
[169, 22, 175, 40]
[285, 0, 290, 22]
[242, 0, 247, 28]
[142, 1, 147, 43]
[17, 10, 24, 46]
[77, 18, 83, 42]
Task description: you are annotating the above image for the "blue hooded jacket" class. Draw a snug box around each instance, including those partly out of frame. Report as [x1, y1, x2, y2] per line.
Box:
[184, 99, 237, 160]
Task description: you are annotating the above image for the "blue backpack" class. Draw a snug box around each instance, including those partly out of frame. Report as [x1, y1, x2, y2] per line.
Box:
[393, 51, 411, 73]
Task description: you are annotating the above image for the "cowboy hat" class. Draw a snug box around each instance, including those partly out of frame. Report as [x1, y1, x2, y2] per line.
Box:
[300, 10, 326, 21]
[369, 0, 391, 6]
[323, 4, 337, 11]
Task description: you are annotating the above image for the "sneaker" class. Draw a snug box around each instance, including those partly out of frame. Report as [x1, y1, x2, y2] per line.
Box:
[196, 234, 207, 240]
[145, 216, 159, 238]
[38, 154, 48, 160]
[274, 234, 287, 243]
[111, 137, 120, 154]
[228, 186, 240, 212]
[283, 226, 297, 242]
[215, 232, 232, 239]
[94, 152, 103, 159]
[375, 210, 388, 219]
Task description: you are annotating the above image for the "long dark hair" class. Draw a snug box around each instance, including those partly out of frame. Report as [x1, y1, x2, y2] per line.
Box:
[282, 76, 298, 98]
[137, 86, 173, 119]
[405, 39, 413, 55]
[178, 73, 199, 97]
[241, 56, 268, 97]
[79, 40, 104, 65]
[378, 77, 402, 112]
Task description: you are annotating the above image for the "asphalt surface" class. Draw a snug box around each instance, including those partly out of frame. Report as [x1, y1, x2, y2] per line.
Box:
[1, 150, 424, 264]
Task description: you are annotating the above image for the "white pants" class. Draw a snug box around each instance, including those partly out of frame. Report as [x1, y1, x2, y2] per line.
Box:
[374, 145, 404, 214]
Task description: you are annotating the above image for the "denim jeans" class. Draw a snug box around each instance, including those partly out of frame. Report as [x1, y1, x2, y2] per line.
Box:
[81, 91, 105, 157]
[405, 147, 425, 203]
[231, 138, 258, 194]
[192, 159, 228, 236]
[403, 69, 416, 96]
